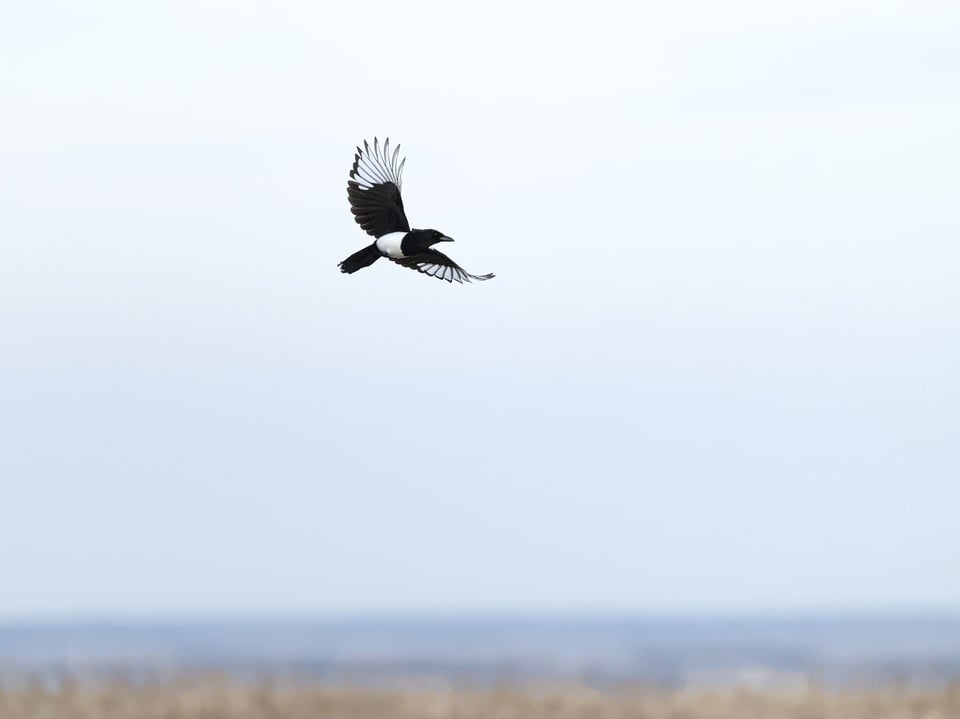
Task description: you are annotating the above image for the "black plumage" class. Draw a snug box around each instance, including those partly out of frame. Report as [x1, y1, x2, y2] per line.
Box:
[346, 140, 409, 238]
[339, 138, 494, 284]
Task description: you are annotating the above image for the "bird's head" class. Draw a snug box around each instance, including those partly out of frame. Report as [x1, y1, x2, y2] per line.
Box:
[406, 228, 455, 253]
[410, 230, 453, 247]
[422, 229, 454, 246]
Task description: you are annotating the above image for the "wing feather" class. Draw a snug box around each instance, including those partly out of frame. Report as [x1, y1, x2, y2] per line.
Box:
[347, 137, 410, 238]
[391, 249, 495, 284]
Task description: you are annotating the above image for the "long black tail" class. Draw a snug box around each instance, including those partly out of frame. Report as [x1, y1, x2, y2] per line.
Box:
[339, 243, 380, 274]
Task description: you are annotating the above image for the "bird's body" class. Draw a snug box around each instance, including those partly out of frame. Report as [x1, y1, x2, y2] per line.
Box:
[374, 231, 409, 259]
[339, 138, 494, 283]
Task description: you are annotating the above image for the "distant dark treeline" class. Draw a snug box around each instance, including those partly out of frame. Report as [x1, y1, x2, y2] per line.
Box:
[2, 615, 959, 687]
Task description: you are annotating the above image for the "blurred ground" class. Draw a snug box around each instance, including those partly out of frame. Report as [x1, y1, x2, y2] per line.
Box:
[2, 680, 959, 719]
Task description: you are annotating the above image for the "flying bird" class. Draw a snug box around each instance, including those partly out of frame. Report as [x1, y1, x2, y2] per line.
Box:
[339, 138, 495, 283]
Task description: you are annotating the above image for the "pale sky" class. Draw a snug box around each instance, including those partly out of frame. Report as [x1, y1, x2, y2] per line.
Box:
[1, 0, 958, 618]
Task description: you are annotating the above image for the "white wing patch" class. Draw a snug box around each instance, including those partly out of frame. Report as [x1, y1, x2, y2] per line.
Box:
[352, 138, 405, 191]
[375, 231, 407, 259]
[420, 262, 459, 282]
[398, 256, 494, 283]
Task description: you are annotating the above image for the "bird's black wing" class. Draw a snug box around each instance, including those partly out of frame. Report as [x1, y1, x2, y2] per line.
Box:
[392, 249, 495, 284]
[347, 138, 410, 238]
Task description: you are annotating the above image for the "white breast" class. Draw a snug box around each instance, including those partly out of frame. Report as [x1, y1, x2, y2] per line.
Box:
[375, 231, 408, 259]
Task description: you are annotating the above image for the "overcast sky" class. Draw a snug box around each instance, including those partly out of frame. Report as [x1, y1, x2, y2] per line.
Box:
[1, 0, 958, 618]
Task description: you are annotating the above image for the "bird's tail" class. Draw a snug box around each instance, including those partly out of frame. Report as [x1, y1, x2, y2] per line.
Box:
[339, 243, 380, 274]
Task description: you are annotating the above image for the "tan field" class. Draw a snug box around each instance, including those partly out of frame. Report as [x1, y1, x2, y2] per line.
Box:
[2, 680, 959, 719]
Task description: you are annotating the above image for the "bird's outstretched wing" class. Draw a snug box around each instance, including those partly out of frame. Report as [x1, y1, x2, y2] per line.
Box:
[347, 138, 410, 238]
[392, 249, 495, 284]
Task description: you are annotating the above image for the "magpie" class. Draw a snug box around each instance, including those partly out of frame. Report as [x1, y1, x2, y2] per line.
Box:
[339, 138, 495, 283]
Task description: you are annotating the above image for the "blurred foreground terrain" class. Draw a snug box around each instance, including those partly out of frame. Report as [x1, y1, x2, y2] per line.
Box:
[2, 617, 959, 717]
[2, 681, 959, 719]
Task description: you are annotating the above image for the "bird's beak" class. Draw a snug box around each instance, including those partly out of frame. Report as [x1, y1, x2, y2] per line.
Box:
[438, 235, 454, 242]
